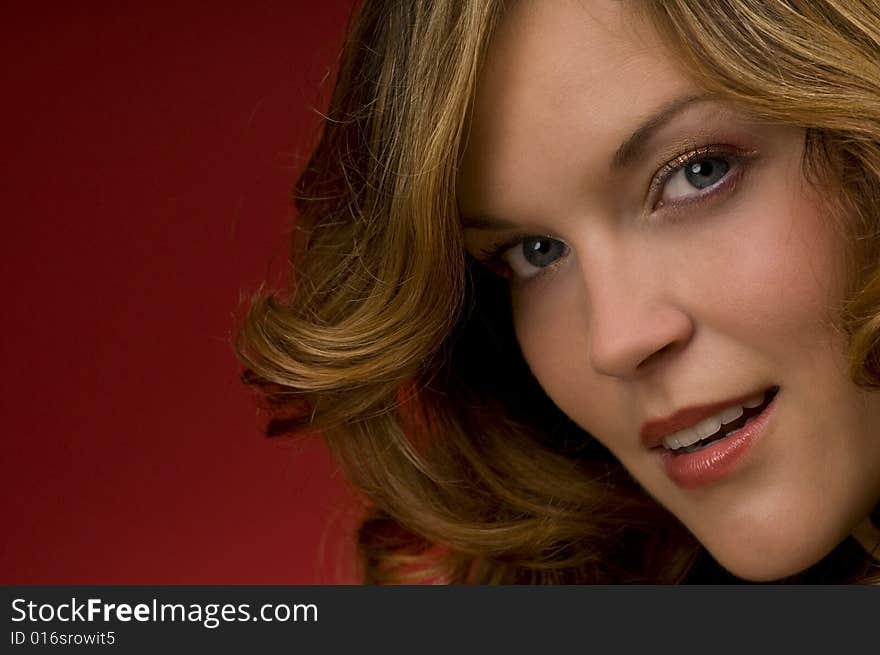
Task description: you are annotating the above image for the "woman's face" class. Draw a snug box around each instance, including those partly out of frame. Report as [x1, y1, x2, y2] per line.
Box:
[458, 0, 880, 580]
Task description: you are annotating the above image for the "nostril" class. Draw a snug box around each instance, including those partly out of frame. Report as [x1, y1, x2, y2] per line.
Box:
[637, 342, 678, 370]
[588, 305, 694, 378]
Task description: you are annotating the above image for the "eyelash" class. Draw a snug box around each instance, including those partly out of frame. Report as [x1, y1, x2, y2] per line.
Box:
[474, 144, 755, 282]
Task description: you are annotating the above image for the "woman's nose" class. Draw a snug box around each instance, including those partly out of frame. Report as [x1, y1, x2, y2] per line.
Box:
[585, 267, 695, 379]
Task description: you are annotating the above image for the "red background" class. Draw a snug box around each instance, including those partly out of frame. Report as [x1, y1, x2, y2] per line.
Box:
[1, 2, 361, 584]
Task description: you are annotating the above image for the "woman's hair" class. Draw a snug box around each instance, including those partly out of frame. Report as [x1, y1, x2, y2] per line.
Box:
[234, 0, 880, 583]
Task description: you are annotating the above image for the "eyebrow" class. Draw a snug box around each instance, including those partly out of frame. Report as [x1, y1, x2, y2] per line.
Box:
[611, 92, 711, 170]
[461, 92, 712, 231]
[459, 214, 519, 230]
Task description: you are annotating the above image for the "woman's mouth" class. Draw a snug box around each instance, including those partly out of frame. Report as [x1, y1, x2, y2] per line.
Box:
[663, 387, 778, 455]
[652, 386, 780, 489]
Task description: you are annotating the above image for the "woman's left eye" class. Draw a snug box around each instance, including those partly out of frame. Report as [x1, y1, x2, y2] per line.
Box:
[653, 149, 746, 210]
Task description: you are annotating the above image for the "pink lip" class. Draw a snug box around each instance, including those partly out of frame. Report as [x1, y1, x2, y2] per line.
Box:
[657, 389, 780, 489]
[640, 388, 771, 449]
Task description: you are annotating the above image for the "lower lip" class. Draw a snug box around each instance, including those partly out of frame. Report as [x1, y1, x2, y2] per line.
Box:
[657, 391, 779, 490]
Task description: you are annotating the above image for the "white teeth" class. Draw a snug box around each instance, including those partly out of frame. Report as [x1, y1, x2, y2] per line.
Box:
[719, 405, 744, 425]
[673, 427, 701, 449]
[661, 403, 751, 450]
[662, 414, 725, 450]
[742, 392, 765, 409]
[659, 389, 772, 451]
[692, 415, 722, 440]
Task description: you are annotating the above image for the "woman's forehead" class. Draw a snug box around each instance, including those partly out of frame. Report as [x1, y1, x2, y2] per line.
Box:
[473, 0, 678, 113]
[458, 0, 698, 216]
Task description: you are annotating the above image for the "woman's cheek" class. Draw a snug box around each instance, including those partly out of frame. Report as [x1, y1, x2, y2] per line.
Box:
[511, 276, 587, 390]
[692, 168, 846, 353]
[511, 273, 622, 439]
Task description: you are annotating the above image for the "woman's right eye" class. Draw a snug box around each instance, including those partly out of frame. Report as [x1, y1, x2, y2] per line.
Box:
[501, 236, 569, 281]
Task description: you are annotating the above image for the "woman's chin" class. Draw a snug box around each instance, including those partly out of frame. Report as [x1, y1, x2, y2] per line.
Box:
[703, 530, 842, 582]
[717, 556, 813, 583]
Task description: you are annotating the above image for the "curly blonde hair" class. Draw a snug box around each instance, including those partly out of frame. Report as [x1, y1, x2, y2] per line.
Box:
[235, 0, 880, 584]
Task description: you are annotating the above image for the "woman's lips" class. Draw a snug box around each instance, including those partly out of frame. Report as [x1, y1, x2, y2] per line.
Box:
[640, 387, 772, 449]
[656, 389, 780, 489]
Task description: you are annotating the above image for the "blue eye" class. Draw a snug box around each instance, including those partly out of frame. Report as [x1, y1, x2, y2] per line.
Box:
[684, 158, 729, 189]
[656, 150, 743, 208]
[470, 146, 754, 282]
[503, 236, 569, 280]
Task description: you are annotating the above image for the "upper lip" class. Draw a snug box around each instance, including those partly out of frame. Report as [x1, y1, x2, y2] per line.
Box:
[640, 388, 769, 449]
